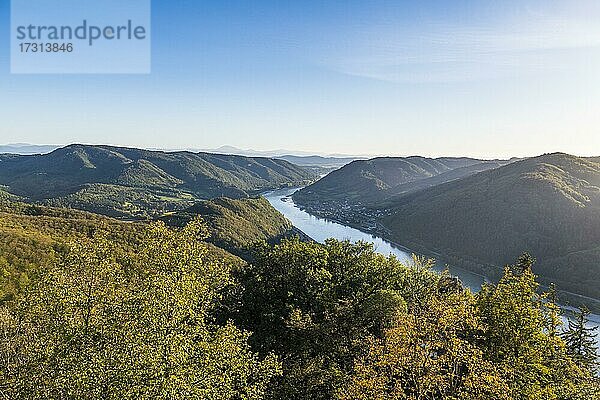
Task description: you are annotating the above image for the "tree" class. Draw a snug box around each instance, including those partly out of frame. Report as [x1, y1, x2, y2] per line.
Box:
[338, 292, 510, 400]
[0, 218, 280, 399]
[230, 238, 438, 399]
[341, 255, 599, 400]
[475, 256, 590, 399]
[562, 307, 599, 374]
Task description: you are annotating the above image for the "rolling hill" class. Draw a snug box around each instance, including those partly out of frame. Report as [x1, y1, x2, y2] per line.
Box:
[382, 153, 600, 300]
[0, 194, 304, 301]
[293, 156, 511, 207]
[0, 200, 148, 302]
[161, 196, 305, 257]
[0, 144, 316, 218]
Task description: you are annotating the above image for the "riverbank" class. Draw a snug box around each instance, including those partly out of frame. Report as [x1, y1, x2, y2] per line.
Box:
[264, 187, 600, 354]
[293, 202, 492, 284]
[291, 194, 600, 314]
[265, 188, 484, 293]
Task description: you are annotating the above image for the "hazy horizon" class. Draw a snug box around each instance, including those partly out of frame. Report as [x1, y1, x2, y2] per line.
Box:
[1, 141, 599, 160]
[1, 1, 599, 158]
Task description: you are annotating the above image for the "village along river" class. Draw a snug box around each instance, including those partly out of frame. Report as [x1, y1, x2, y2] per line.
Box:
[264, 187, 600, 351]
[264, 188, 487, 291]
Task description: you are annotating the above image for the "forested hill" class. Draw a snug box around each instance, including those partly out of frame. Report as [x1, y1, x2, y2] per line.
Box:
[0, 195, 303, 301]
[161, 196, 304, 257]
[383, 153, 600, 300]
[0, 144, 316, 218]
[293, 156, 511, 205]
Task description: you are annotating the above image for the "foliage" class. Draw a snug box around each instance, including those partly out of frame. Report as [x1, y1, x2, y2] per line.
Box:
[338, 294, 510, 400]
[475, 254, 589, 399]
[0, 189, 598, 399]
[161, 197, 297, 258]
[230, 238, 448, 399]
[0, 219, 280, 399]
[562, 307, 599, 374]
[0, 202, 142, 302]
[0, 197, 257, 303]
[340, 253, 597, 400]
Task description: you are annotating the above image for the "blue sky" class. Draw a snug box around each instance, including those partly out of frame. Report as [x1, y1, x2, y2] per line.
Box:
[1, 0, 599, 158]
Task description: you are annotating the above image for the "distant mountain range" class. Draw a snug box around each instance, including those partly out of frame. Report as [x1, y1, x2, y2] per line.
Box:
[275, 155, 360, 169]
[192, 145, 366, 159]
[0, 144, 362, 169]
[294, 153, 600, 304]
[0, 144, 60, 155]
[0, 144, 316, 218]
[167, 146, 362, 169]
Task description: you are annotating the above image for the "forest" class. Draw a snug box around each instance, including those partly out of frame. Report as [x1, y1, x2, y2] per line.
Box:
[0, 194, 598, 399]
[3, 0, 599, 397]
[0, 144, 316, 219]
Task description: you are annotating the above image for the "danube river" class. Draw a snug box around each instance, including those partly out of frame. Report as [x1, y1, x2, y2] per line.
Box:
[264, 188, 487, 291]
[264, 187, 600, 352]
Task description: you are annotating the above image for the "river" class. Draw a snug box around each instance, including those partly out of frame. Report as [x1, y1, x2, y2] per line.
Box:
[264, 187, 600, 352]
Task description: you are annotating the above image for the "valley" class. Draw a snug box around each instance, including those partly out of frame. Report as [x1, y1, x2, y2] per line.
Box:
[265, 187, 600, 350]
[1, 145, 599, 397]
[293, 153, 600, 310]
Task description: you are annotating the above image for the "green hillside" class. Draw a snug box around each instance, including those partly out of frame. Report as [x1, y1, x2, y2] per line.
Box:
[3, 214, 597, 398]
[0, 193, 299, 302]
[293, 156, 509, 206]
[383, 153, 600, 300]
[0, 144, 316, 218]
[0, 186, 17, 204]
[0, 201, 143, 302]
[161, 196, 302, 257]
[0, 196, 300, 301]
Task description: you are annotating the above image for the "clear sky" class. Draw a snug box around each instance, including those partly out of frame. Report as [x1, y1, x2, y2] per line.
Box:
[1, 0, 599, 158]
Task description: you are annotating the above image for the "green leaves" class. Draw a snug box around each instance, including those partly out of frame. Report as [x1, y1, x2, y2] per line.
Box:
[0, 210, 598, 400]
[0, 218, 280, 399]
[339, 293, 510, 400]
[339, 255, 598, 400]
[231, 238, 440, 399]
[562, 307, 599, 374]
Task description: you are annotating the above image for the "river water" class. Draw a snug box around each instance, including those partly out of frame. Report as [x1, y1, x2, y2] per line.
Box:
[264, 187, 600, 352]
[265, 188, 486, 291]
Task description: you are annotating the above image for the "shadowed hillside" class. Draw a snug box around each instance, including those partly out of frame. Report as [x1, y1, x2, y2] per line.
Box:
[383, 153, 600, 300]
[293, 156, 511, 206]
